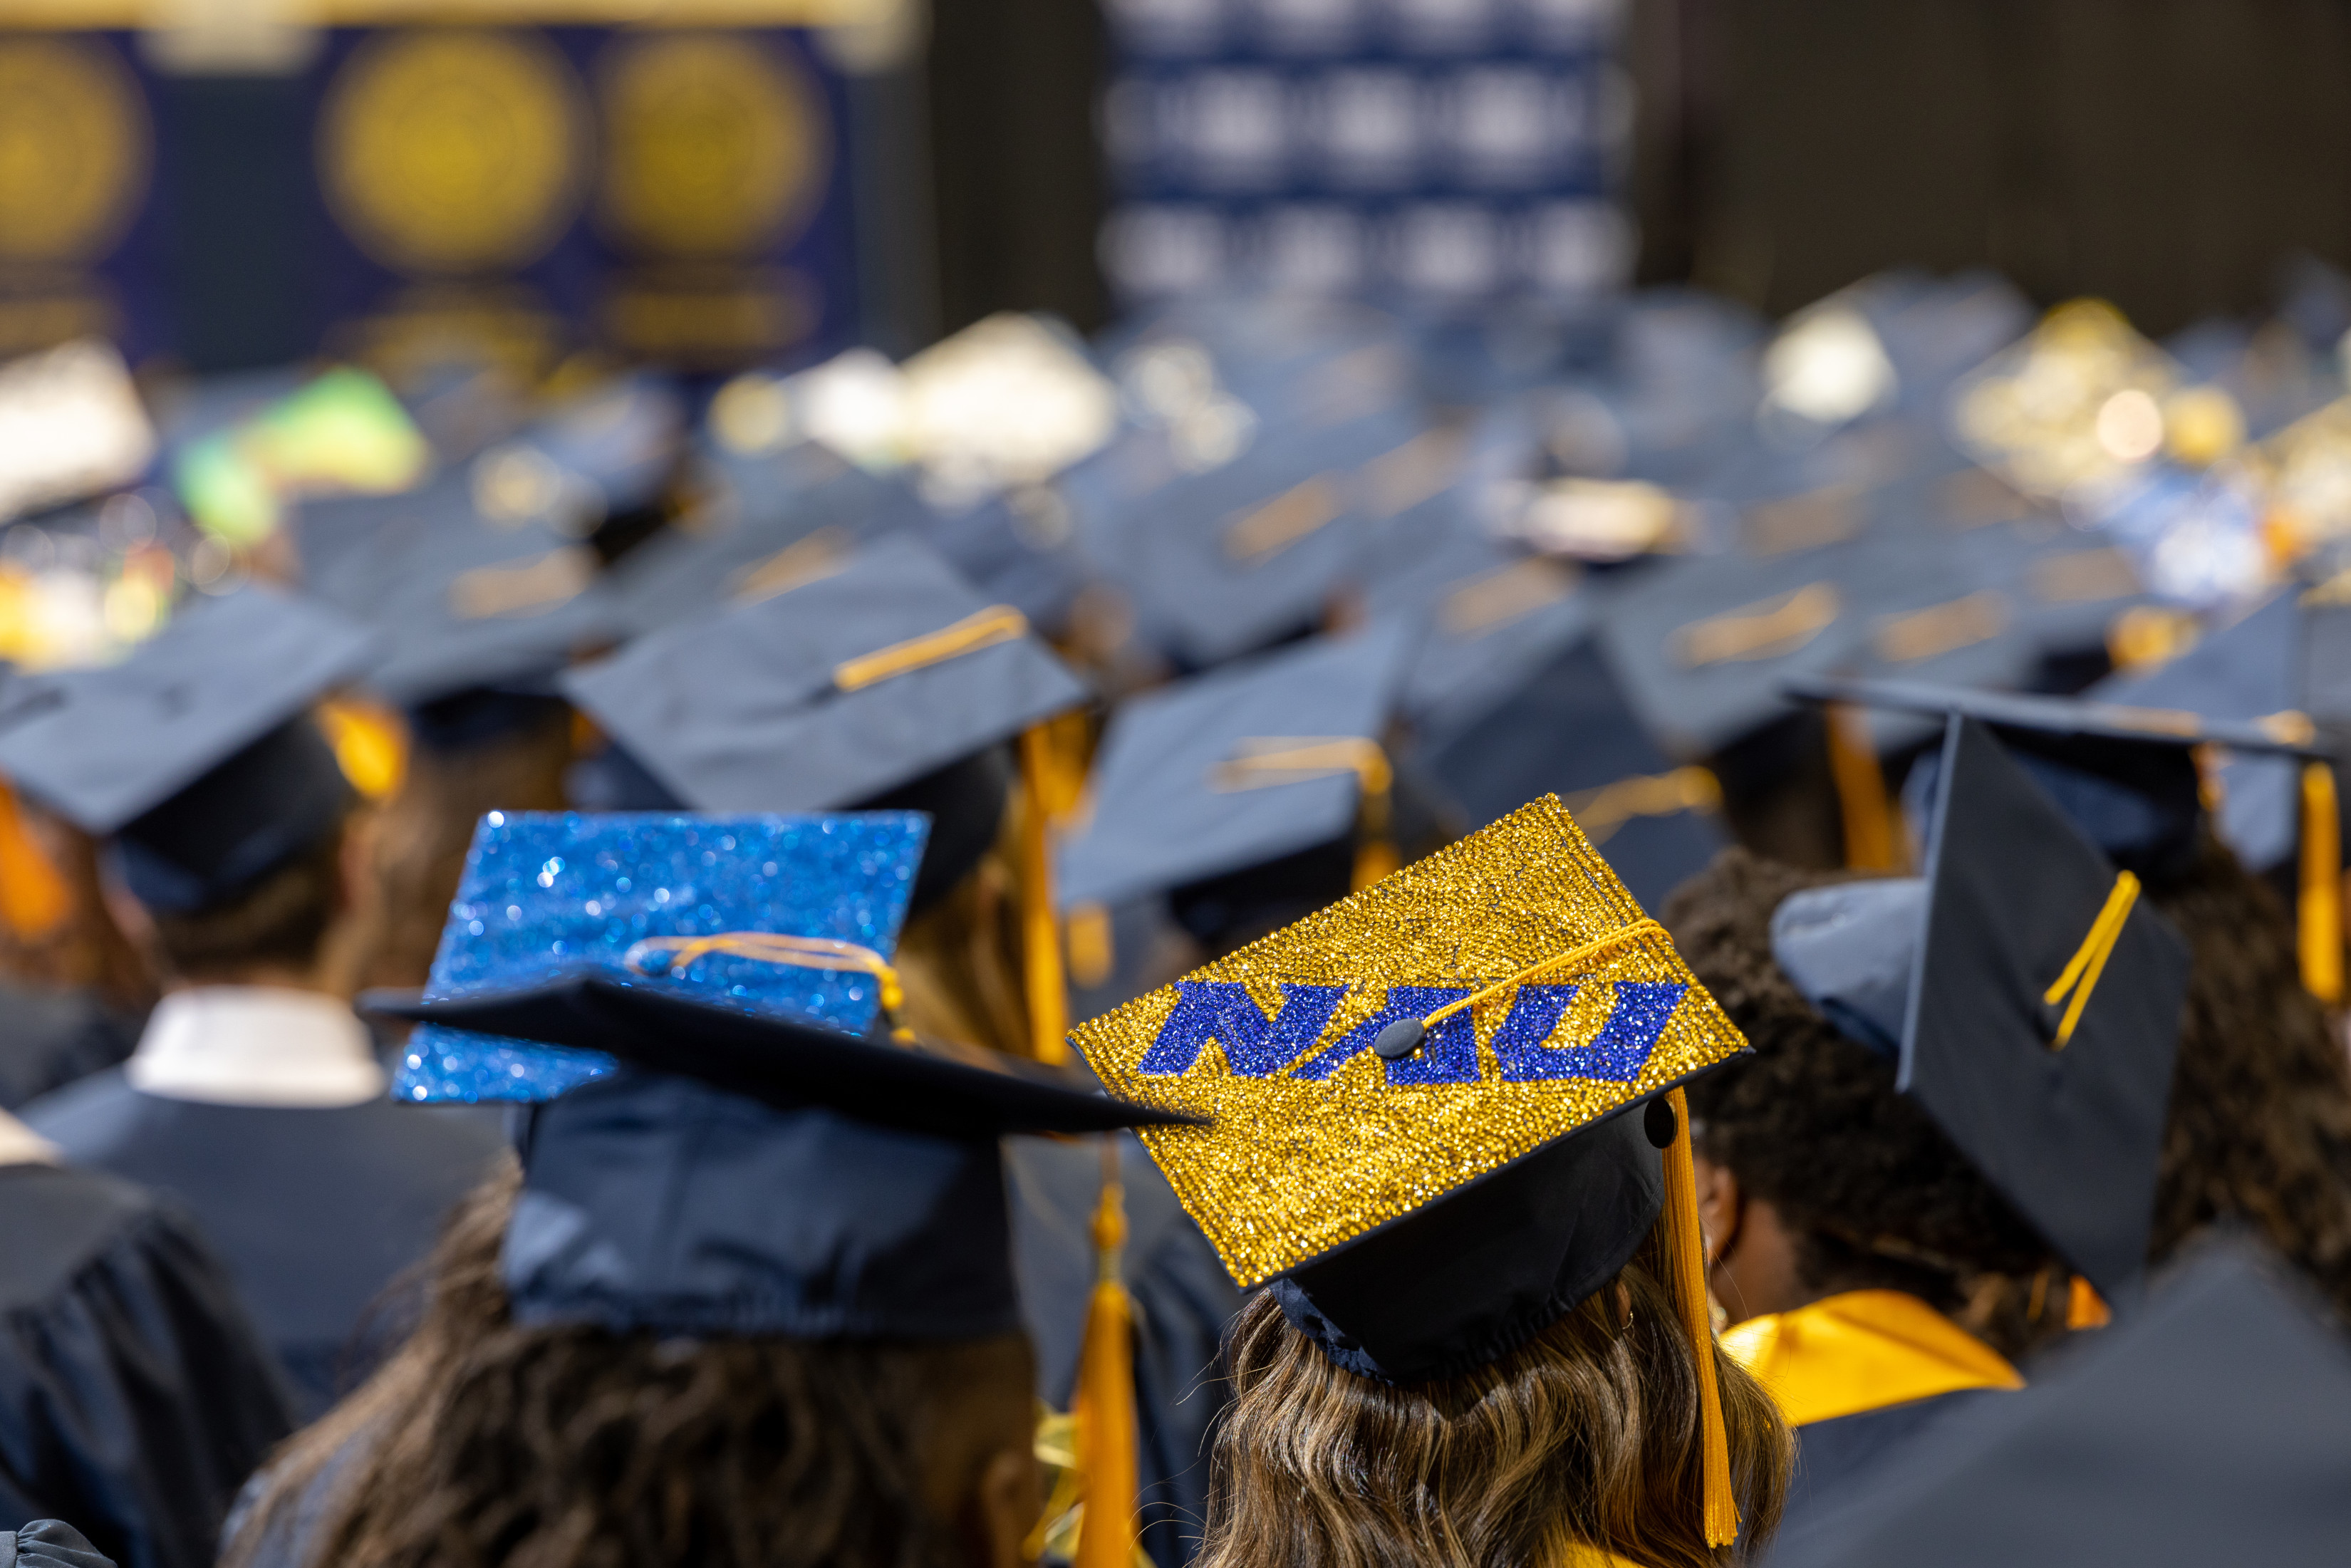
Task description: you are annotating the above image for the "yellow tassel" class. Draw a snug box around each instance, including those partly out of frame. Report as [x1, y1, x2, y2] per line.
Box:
[1073, 1147, 1140, 1568]
[0, 778, 68, 941]
[2301, 762, 2343, 1007]
[316, 697, 408, 801]
[2065, 1275, 2112, 1330]
[1351, 748, 1398, 891]
[1660, 1087, 1740, 1547]
[1017, 725, 1071, 1064]
[1067, 902, 1115, 990]
[1825, 702, 1903, 871]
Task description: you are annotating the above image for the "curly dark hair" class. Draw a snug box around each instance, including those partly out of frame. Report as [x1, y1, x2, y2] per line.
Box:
[227, 1161, 1037, 1568]
[2141, 834, 2351, 1317]
[1664, 849, 2057, 1344]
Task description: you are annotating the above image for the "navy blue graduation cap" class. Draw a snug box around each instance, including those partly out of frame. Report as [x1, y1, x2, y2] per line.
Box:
[2091, 586, 2351, 874]
[1413, 635, 1731, 915]
[606, 442, 916, 636]
[1792, 673, 2332, 886]
[1597, 547, 1874, 759]
[1359, 518, 1594, 734]
[564, 534, 1088, 910]
[1056, 622, 1412, 947]
[1770, 716, 2190, 1305]
[1770, 1243, 2351, 1568]
[300, 472, 622, 715]
[365, 809, 1188, 1336]
[1079, 402, 1428, 668]
[472, 374, 684, 539]
[0, 586, 377, 913]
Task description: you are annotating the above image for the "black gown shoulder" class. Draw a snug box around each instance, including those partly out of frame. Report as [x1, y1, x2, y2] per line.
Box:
[22, 1073, 506, 1418]
[0, 1163, 295, 1568]
[0, 986, 137, 1112]
[1767, 1388, 2013, 1556]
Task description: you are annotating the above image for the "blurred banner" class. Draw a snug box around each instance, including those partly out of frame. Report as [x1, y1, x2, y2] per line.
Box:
[0, 30, 172, 361]
[0, 4, 873, 375]
[1099, 0, 1633, 308]
[309, 23, 858, 378]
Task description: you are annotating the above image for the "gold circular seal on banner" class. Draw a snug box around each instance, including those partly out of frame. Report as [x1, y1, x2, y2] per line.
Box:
[0, 37, 151, 266]
[597, 31, 826, 260]
[319, 28, 590, 276]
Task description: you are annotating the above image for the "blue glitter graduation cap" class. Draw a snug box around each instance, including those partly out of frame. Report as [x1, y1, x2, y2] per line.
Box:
[392, 810, 929, 1104]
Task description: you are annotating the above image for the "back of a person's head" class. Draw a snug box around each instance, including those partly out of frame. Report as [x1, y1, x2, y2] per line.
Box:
[145, 819, 349, 984]
[1664, 848, 2055, 1334]
[2139, 833, 2351, 1314]
[232, 1161, 1036, 1568]
[1198, 1227, 1787, 1568]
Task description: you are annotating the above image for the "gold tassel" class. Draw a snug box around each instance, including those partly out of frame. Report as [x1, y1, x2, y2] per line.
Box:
[1067, 902, 1115, 990]
[1073, 1143, 1140, 1568]
[1660, 1086, 1740, 1547]
[1017, 725, 1072, 1064]
[1825, 702, 1903, 871]
[1351, 748, 1398, 891]
[2301, 762, 2343, 1007]
[316, 697, 408, 801]
[0, 778, 68, 941]
[2065, 1275, 2112, 1330]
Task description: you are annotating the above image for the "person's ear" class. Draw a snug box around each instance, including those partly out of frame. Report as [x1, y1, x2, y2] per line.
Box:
[972, 1445, 1041, 1568]
[1693, 1153, 1742, 1270]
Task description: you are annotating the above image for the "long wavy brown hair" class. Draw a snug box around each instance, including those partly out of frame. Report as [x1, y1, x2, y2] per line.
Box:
[1198, 1228, 1789, 1568]
[227, 1161, 1036, 1568]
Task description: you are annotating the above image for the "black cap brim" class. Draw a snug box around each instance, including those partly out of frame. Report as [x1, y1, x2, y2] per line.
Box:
[363, 975, 1203, 1138]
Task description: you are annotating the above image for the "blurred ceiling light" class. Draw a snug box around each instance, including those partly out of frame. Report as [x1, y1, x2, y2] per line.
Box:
[0, 340, 157, 525]
[2161, 385, 2244, 468]
[472, 444, 571, 526]
[1762, 306, 1896, 427]
[709, 372, 794, 456]
[901, 313, 1117, 502]
[2094, 388, 2165, 464]
[1507, 477, 1683, 561]
[794, 348, 910, 472]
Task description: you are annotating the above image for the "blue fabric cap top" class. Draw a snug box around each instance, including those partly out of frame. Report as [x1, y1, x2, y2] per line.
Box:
[394, 810, 928, 1104]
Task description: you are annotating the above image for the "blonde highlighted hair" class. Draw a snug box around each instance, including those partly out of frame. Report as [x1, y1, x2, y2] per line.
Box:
[1199, 1227, 1787, 1568]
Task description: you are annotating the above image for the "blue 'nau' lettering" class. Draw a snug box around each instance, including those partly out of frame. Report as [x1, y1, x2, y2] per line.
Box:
[1138, 981, 1349, 1077]
[1495, 981, 1686, 1083]
[1291, 985, 1478, 1084]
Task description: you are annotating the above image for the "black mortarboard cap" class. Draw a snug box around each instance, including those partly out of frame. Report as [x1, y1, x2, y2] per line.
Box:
[363, 809, 1189, 1338]
[1056, 623, 1412, 918]
[1081, 405, 1427, 667]
[1791, 673, 2329, 883]
[1771, 1242, 2351, 1568]
[1597, 547, 1872, 758]
[474, 373, 685, 536]
[564, 534, 1086, 817]
[1414, 636, 1730, 915]
[1773, 716, 2189, 1304]
[0, 586, 375, 911]
[2091, 587, 2351, 873]
[301, 473, 621, 710]
[605, 442, 917, 636]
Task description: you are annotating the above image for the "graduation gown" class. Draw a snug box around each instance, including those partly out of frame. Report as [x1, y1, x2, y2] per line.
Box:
[0, 985, 136, 1112]
[1719, 1289, 2023, 1549]
[0, 1163, 294, 1568]
[1007, 1134, 1243, 1568]
[23, 1073, 504, 1421]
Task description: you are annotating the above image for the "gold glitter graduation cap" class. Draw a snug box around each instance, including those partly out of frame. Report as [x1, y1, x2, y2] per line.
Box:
[1076, 794, 1751, 1544]
[1076, 794, 1748, 1287]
